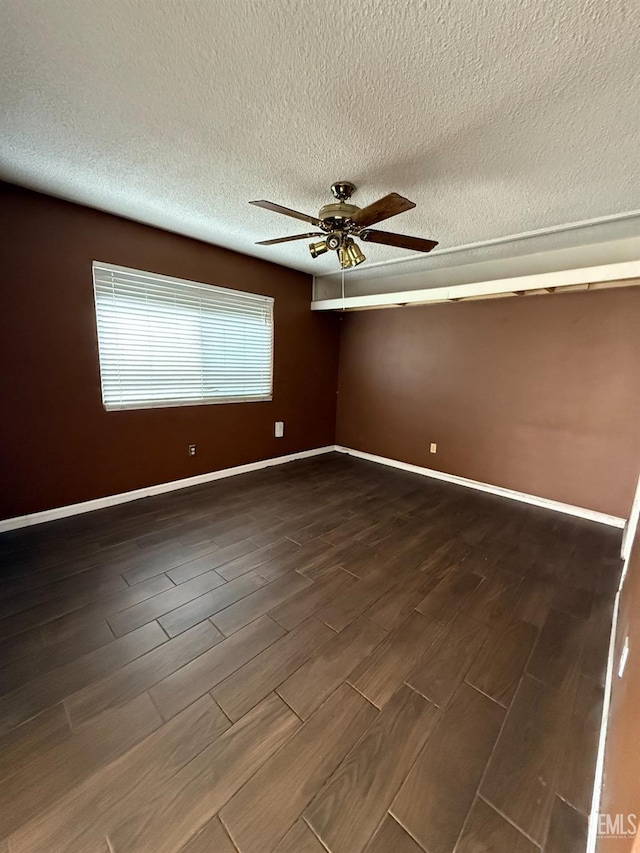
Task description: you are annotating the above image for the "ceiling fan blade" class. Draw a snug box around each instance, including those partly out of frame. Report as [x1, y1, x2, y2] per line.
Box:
[359, 229, 438, 253]
[353, 193, 416, 227]
[250, 200, 322, 227]
[256, 232, 324, 246]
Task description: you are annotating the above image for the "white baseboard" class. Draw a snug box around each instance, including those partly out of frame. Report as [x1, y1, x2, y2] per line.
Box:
[0, 446, 335, 534]
[335, 445, 626, 528]
[2, 442, 627, 534]
[586, 577, 621, 853]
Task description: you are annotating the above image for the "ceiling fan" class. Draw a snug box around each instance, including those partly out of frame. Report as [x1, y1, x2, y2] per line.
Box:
[250, 181, 438, 269]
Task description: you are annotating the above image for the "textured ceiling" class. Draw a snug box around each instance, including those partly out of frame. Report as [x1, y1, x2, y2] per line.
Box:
[1, 0, 639, 275]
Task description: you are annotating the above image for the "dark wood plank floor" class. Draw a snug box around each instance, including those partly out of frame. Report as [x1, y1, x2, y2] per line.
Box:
[0, 453, 622, 852]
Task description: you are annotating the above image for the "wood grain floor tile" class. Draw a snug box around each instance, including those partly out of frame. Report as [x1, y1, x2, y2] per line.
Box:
[420, 535, 472, 574]
[363, 816, 424, 853]
[0, 572, 128, 640]
[392, 683, 504, 853]
[248, 514, 314, 548]
[269, 565, 357, 630]
[107, 693, 299, 853]
[416, 570, 484, 624]
[167, 539, 258, 584]
[460, 573, 522, 626]
[526, 607, 585, 690]
[0, 621, 166, 736]
[0, 627, 45, 669]
[277, 616, 387, 719]
[213, 516, 274, 548]
[220, 683, 378, 852]
[355, 514, 413, 550]
[121, 544, 216, 586]
[556, 675, 604, 815]
[179, 816, 237, 853]
[0, 693, 161, 839]
[108, 569, 226, 637]
[305, 685, 438, 853]
[349, 611, 443, 708]
[323, 515, 378, 546]
[0, 570, 127, 621]
[544, 796, 588, 853]
[364, 565, 447, 631]
[480, 675, 572, 844]
[315, 565, 401, 632]
[0, 704, 70, 781]
[217, 538, 301, 581]
[212, 616, 335, 721]
[149, 615, 284, 719]
[273, 820, 326, 853]
[65, 619, 223, 726]
[298, 556, 355, 583]
[9, 696, 228, 853]
[0, 620, 114, 696]
[40, 573, 175, 644]
[257, 539, 335, 582]
[341, 531, 426, 581]
[202, 512, 267, 545]
[456, 547, 496, 579]
[465, 618, 538, 708]
[211, 571, 313, 636]
[406, 614, 488, 708]
[453, 797, 538, 853]
[0, 455, 617, 852]
[581, 597, 615, 686]
[158, 570, 267, 637]
[326, 540, 376, 578]
[555, 585, 594, 625]
[513, 575, 555, 628]
[287, 510, 356, 546]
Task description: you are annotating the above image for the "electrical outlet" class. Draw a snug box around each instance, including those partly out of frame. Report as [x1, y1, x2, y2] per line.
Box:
[430, 443, 437, 454]
[275, 421, 284, 438]
[188, 444, 196, 457]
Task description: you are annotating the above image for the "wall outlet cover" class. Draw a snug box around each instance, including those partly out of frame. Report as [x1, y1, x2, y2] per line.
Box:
[275, 421, 284, 438]
[430, 443, 437, 453]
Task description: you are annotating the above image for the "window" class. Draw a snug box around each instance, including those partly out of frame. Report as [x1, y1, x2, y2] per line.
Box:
[92, 262, 274, 411]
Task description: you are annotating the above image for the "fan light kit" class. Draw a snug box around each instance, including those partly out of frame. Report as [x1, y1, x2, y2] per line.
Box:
[250, 181, 438, 269]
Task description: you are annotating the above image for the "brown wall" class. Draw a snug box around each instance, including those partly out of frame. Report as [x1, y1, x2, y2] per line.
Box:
[599, 520, 640, 853]
[3, 179, 639, 523]
[0, 182, 340, 521]
[336, 290, 640, 518]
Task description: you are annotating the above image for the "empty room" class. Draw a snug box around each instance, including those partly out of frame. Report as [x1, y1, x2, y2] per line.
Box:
[1, 1, 639, 852]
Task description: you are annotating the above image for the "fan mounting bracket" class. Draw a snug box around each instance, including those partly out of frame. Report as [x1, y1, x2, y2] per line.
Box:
[330, 181, 357, 202]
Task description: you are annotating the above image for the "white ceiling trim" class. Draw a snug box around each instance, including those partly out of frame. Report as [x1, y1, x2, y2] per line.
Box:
[310, 261, 640, 311]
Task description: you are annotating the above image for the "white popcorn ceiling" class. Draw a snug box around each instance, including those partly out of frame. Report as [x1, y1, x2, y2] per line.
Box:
[1, 0, 638, 275]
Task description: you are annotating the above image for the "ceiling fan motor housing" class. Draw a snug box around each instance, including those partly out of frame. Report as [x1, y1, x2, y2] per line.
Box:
[318, 202, 360, 227]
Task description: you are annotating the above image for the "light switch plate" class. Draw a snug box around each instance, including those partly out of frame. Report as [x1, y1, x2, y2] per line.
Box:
[275, 421, 284, 438]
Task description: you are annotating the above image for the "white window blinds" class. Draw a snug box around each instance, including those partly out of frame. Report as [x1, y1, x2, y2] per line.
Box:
[92, 262, 274, 411]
